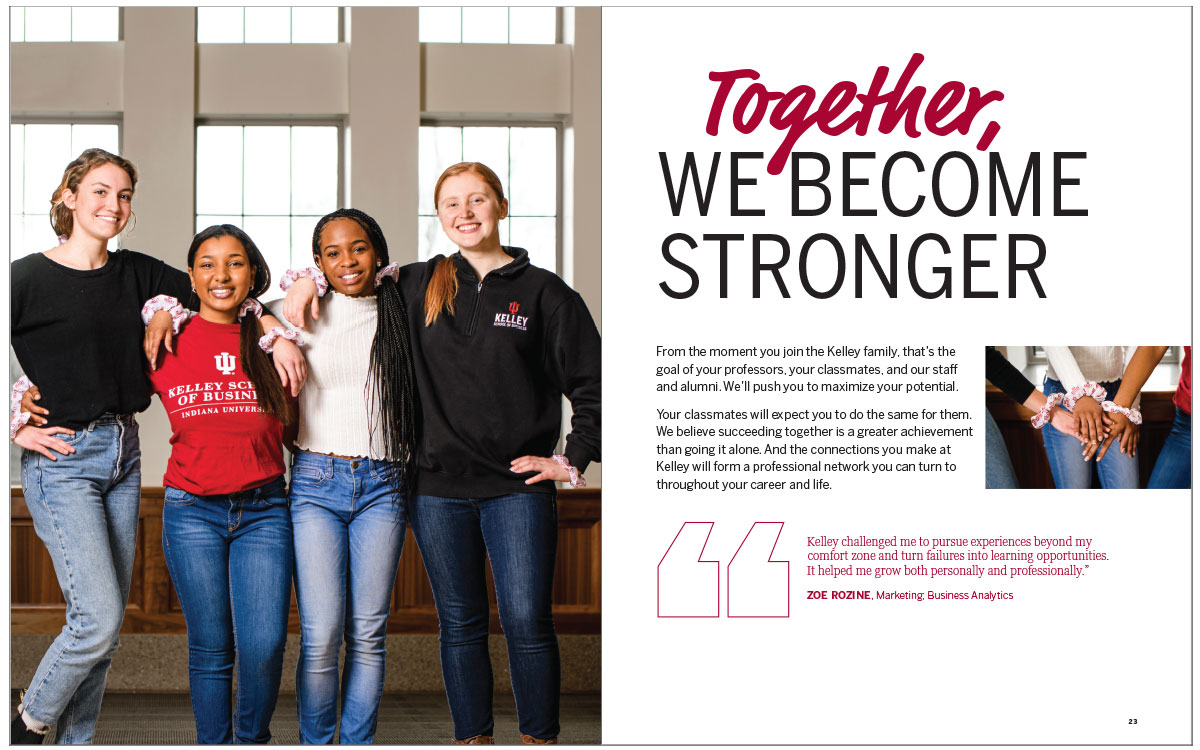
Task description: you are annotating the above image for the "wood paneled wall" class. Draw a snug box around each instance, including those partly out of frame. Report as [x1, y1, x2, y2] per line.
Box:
[987, 389, 1179, 489]
[11, 488, 600, 635]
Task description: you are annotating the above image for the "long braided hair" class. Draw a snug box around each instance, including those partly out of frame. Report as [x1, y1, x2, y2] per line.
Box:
[311, 209, 417, 492]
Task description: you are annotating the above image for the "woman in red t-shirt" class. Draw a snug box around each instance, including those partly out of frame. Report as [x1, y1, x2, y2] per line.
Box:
[146, 224, 297, 744]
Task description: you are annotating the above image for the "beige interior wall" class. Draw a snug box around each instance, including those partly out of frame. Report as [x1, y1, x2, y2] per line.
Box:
[197, 44, 350, 117]
[422, 44, 572, 117]
[10, 42, 123, 115]
[10, 7, 603, 486]
[346, 7, 420, 256]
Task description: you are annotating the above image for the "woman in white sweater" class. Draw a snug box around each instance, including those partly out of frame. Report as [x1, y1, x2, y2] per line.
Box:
[282, 208, 417, 743]
[1042, 346, 1139, 489]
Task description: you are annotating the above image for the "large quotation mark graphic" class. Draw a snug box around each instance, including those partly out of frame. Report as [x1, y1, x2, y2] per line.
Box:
[657, 522, 720, 617]
[657, 522, 789, 618]
[728, 522, 789, 617]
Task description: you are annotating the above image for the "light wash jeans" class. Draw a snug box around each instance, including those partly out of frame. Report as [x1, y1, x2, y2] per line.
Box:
[162, 476, 292, 745]
[290, 451, 406, 744]
[1042, 378, 1139, 489]
[410, 492, 560, 742]
[20, 414, 140, 744]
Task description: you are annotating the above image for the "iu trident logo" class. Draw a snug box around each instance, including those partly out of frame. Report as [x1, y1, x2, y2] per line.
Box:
[214, 352, 236, 375]
[509, 301, 520, 315]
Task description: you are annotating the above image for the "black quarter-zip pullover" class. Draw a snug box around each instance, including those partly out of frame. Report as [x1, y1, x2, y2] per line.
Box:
[399, 247, 601, 498]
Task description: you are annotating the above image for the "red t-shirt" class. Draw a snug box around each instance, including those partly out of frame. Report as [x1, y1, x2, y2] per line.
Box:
[1175, 345, 1191, 416]
[148, 316, 285, 495]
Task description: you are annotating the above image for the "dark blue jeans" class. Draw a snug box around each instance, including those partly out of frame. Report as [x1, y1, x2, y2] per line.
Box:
[162, 477, 292, 744]
[410, 492, 560, 741]
[1148, 406, 1191, 489]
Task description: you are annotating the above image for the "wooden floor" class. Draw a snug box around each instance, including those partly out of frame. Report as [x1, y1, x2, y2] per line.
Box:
[9, 691, 602, 745]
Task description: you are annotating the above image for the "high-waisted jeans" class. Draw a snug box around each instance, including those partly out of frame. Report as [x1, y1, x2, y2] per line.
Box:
[162, 476, 292, 745]
[20, 413, 140, 744]
[290, 451, 406, 744]
[410, 492, 560, 742]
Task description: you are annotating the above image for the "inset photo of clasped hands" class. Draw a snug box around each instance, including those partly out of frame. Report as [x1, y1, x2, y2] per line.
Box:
[985, 346, 1190, 490]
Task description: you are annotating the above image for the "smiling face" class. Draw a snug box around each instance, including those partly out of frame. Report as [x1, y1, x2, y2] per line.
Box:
[315, 218, 379, 297]
[188, 234, 256, 323]
[435, 171, 509, 253]
[61, 162, 133, 243]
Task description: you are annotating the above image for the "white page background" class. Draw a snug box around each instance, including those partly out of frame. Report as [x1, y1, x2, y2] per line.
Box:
[601, 7, 1190, 744]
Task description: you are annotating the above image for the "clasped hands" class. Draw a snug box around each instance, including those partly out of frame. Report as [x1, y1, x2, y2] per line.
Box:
[1048, 395, 1138, 463]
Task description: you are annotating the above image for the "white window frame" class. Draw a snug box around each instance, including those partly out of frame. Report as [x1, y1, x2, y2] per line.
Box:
[418, 120, 563, 273]
[192, 119, 345, 292]
[195, 7, 343, 44]
[10, 118, 124, 257]
[10, 6, 122, 43]
[418, 6, 561, 45]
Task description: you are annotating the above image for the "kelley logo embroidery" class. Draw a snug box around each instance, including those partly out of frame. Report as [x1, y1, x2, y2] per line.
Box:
[214, 352, 236, 375]
[494, 301, 528, 331]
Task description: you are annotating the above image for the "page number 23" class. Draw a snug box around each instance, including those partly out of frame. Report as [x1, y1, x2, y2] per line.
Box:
[1128, 719, 1138, 725]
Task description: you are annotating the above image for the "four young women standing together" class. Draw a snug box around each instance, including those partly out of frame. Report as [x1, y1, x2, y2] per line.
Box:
[10, 150, 601, 745]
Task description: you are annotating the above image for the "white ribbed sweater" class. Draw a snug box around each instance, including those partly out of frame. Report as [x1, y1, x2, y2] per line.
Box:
[289, 292, 385, 459]
[1044, 346, 1139, 408]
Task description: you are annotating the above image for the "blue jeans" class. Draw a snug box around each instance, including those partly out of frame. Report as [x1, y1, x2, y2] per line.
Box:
[162, 476, 292, 745]
[19, 414, 140, 744]
[1149, 406, 1191, 489]
[1042, 378, 1139, 489]
[984, 409, 1019, 489]
[290, 452, 406, 744]
[410, 492, 560, 741]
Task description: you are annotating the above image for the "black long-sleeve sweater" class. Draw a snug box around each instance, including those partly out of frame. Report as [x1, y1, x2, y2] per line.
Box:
[11, 250, 193, 429]
[399, 247, 601, 498]
[985, 346, 1036, 405]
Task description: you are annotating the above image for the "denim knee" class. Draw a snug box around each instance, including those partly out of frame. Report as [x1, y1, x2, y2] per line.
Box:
[345, 614, 389, 649]
[497, 606, 554, 645]
[300, 606, 344, 648]
[300, 634, 342, 664]
[440, 612, 490, 645]
[71, 599, 125, 658]
[239, 626, 287, 666]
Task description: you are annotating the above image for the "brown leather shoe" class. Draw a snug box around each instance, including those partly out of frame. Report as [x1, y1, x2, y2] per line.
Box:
[520, 734, 558, 745]
[451, 735, 494, 745]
